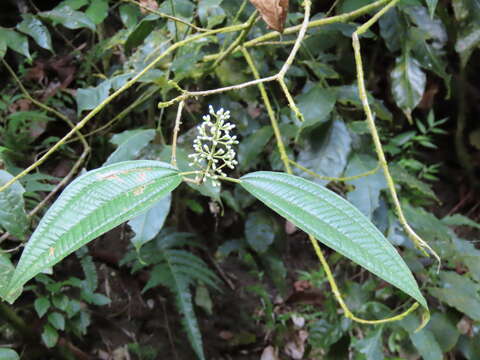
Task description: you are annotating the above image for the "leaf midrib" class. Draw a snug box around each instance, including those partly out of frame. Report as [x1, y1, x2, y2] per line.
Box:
[241, 173, 424, 306]
[8, 171, 180, 294]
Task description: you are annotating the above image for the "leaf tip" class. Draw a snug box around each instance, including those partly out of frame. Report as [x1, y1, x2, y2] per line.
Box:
[415, 308, 431, 332]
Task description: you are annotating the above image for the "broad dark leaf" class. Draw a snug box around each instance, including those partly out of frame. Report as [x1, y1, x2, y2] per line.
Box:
[391, 52, 426, 121]
[0, 170, 28, 240]
[17, 14, 52, 51]
[296, 118, 352, 185]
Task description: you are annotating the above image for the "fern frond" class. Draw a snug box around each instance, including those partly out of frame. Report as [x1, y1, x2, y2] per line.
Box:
[76, 247, 98, 293]
[166, 250, 220, 290]
[142, 264, 170, 292]
[168, 267, 205, 360]
[142, 248, 220, 360]
[124, 229, 220, 360]
[157, 230, 206, 250]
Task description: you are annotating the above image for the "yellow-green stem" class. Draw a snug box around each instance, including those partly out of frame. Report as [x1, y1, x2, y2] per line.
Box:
[310, 234, 419, 324]
[351, 0, 440, 266]
[203, 0, 391, 62]
[210, 11, 258, 70]
[289, 159, 380, 182]
[241, 47, 292, 174]
[0, 21, 251, 193]
[242, 0, 426, 327]
[171, 101, 185, 167]
[123, 0, 207, 32]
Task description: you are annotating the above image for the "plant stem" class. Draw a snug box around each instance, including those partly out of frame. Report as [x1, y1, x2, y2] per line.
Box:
[240, 0, 428, 328]
[0, 21, 251, 193]
[210, 11, 258, 70]
[0, 59, 90, 243]
[289, 159, 380, 181]
[242, 48, 292, 174]
[203, 0, 391, 61]
[352, 0, 440, 267]
[171, 101, 185, 167]
[217, 176, 241, 184]
[123, 0, 207, 32]
[311, 236, 420, 324]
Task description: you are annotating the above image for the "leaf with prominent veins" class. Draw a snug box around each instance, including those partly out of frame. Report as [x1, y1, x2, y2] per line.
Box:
[2, 160, 181, 303]
[240, 171, 428, 310]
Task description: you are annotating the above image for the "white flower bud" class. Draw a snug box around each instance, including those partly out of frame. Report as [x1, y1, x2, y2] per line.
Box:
[188, 106, 239, 181]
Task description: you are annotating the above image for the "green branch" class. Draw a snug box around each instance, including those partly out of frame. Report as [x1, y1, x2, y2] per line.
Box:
[0, 22, 251, 193]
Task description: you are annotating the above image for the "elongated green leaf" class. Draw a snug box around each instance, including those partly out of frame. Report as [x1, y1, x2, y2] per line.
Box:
[125, 15, 159, 53]
[379, 7, 406, 53]
[238, 126, 273, 171]
[39, 7, 95, 31]
[428, 271, 480, 320]
[171, 272, 205, 360]
[120, 4, 141, 28]
[104, 129, 156, 165]
[128, 194, 171, 251]
[391, 52, 426, 122]
[144, 246, 219, 360]
[34, 297, 50, 318]
[410, 329, 443, 360]
[85, 0, 109, 25]
[352, 328, 384, 360]
[58, 0, 88, 10]
[401, 315, 443, 360]
[295, 85, 337, 131]
[0, 253, 15, 298]
[198, 0, 225, 28]
[336, 85, 392, 121]
[48, 312, 65, 331]
[0, 36, 6, 59]
[427, 312, 460, 352]
[77, 247, 98, 293]
[442, 214, 480, 230]
[195, 283, 213, 315]
[0, 28, 30, 59]
[295, 118, 352, 185]
[17, 15, 52, 51]
[240, 171, 427, 309]
[390, 164, 438, 202]
[75, 80, 111, 115]
[42, 324, 59, 348]
[0, 170, 28, 240]
[345, 154, 386, 219]
[3, 161, 181, 303]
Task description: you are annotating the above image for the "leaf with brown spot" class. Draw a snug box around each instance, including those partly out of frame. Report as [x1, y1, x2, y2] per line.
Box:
[2, 161, 181, 304]
[249, 0, 289, 33]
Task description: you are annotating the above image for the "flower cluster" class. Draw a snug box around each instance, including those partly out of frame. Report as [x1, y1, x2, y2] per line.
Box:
[188, 106, 239, 186]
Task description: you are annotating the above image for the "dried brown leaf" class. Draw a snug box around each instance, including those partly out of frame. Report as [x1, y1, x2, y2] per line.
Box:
[249, 0, 289, 33]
